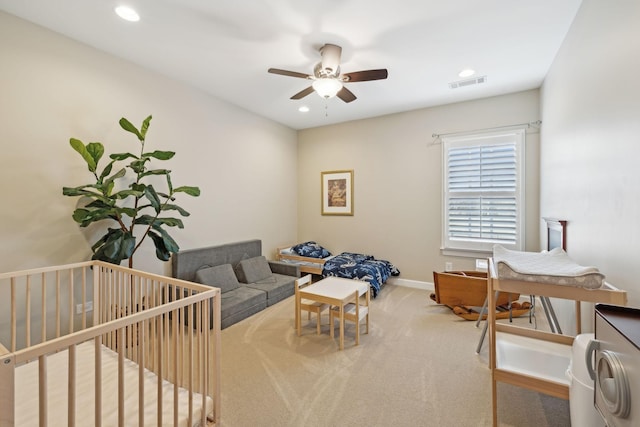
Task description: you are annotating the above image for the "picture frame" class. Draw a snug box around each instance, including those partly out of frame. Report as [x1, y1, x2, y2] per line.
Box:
[321, 170, 354, 216]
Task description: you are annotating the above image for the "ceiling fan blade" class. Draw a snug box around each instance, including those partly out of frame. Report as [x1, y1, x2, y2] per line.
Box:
[342, 69, 388, 82]
[290, 86, 315, 100]
[268, 68, 312, 79]
[336, 87, 357, 103]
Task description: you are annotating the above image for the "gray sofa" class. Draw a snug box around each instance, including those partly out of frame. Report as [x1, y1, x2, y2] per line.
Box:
[171, 239, 299, 329]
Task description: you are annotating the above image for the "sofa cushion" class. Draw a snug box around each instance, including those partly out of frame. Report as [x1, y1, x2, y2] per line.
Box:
[235, 256, 276, 284]
[194, 264, 240, 293]
[244, 273, 296, 306]
[220, 286, 267, 326]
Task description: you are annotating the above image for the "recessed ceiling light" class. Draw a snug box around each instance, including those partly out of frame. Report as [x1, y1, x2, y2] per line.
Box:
[458, 68, 476, 78]
[115, 6, 140, 22]
[298, 106, 310, 113]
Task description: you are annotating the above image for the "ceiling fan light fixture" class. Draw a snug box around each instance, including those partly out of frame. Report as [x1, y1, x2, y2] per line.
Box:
[312, 78, 343, 99]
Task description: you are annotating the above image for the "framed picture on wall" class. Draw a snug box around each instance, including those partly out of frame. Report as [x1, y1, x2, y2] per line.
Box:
[321, 170, 353, 216]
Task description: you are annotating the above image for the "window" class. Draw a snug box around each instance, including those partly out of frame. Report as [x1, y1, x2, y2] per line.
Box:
[442, 128, 525, 256]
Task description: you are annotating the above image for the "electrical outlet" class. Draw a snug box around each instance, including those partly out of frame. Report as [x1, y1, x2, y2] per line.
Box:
[76, 301, 93, 314]
[445, 262, 453, 272]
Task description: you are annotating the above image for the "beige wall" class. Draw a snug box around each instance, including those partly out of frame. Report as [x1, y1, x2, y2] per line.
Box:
[7, 0, 637, 311]
[298, 90, 541, 283]
[0, 12, 298, 276]
[541, 0, 640, 314]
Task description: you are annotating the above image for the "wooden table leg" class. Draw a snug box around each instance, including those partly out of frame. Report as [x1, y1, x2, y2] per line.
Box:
[295, 295, 301, 336]
[339, 304, 344, 350]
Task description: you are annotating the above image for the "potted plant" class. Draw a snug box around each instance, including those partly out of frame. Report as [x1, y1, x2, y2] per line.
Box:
[63, 115, 200, 268]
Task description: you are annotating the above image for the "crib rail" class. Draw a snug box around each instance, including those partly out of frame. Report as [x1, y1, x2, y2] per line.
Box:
[0, 261, 221, 427]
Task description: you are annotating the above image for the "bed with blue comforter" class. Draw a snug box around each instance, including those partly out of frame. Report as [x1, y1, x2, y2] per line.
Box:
[282, 242, 400, 297]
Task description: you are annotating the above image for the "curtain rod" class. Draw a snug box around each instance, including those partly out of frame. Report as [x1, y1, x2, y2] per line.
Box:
[431, 120, 542, 139]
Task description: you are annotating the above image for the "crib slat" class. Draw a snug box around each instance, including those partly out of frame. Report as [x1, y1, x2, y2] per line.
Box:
[55, 271, 61, 339]
[25, 276, 31, 348]
[164, 283, 170, 380]
[11, 277, 16, 352]
[172, 304, 179, 426]
[188, 300, 194, 423]
[127, 274, 133, 357]
[0, 354, 15, 426]
[214, 291, 222, 423]
[117, 328, 124, 427]
[201, 299, 208, 426]
[68, 270, 74, 335]
[39, 355, 47, 427]
[92, 266, 99, 331]
[138, 320, 145, 427]
[94, 337, 102, 427]
[68, 344, 76, 427]
[41, 273, 47, 345]
[81, 267, 87, 330]
[157, 315, 164, 426]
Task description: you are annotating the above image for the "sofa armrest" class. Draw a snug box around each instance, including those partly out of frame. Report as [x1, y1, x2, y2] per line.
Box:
[268, 261, 300, 277]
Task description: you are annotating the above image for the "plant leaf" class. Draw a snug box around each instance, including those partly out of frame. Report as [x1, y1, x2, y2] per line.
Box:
[86, 142, 104, 166]
[85, 200, 114, 209]
[104, 180, 115, 197]
[112, 189, 144, 199]
[147, 230, 171, 261]
[119, 117, 143, 141]
[110, 152, 138, 161]
[161, 233, 179, 254]
[152, 224, 180, 253]
[144, 185, 161, 213]
[173, 186, 201, 197]
[102, 168, 126, 192]
[129, 158, 149, 174]
[144, 150, 175, 161]
[166, 174, 173, 193]
[62, 189, 114, 206]
[92, 228, 136, 264]
[140, 169, 170, 179]
[62, 186, 100, 197]
[72, 207, 117, 227]
[119, 207, 138, 218]
[69, 138, 97, 173]
[162, 204, 190, 216]
[156, 192, 174, 200]
[98, 161, 114, 182]
[131, 183, 146, 192]
[134, 215, 184, 228]
[132, 214, 156, 225]
[140, 115, 152, 140]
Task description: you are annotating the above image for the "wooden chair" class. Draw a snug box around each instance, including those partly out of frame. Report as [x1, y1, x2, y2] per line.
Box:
[329, 287, 370, 346]
[295, 274, 329, 335]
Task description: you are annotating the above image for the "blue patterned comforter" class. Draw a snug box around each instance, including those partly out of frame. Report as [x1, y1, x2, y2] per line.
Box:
[322, 252, 400, 298]
[291, 241, 331, 259]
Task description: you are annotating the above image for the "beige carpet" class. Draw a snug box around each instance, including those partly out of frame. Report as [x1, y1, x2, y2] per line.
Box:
[218, 284, 570, 427]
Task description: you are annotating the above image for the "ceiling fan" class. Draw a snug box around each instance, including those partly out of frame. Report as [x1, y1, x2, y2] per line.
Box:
[268, 43, 388, 103]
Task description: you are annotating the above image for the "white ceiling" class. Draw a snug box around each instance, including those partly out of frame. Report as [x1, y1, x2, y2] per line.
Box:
[0, 0, 582, 130]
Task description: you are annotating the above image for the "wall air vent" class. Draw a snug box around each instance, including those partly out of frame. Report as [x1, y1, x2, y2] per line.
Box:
[449, 75, 487, 89]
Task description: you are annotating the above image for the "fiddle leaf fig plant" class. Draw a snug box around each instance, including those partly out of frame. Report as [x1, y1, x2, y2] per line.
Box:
[62, 115, 200, 268]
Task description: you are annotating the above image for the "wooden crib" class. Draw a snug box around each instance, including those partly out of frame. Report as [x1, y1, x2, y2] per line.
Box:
[0, 260, 221, 427]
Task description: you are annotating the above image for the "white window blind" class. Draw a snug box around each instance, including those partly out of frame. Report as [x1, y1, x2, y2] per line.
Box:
[442, 129, 525, 255]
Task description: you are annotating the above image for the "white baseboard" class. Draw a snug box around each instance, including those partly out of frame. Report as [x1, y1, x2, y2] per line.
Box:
[386, 277, 434, 292]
